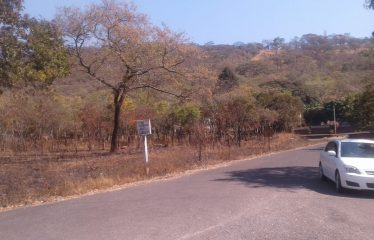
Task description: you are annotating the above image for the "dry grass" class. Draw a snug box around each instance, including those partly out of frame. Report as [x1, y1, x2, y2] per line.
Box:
[0, 133, 314, 210]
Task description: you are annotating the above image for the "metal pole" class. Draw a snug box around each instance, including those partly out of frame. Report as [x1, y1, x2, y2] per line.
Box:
[144, 135, 149, 175]
[333, 103, 337, 134]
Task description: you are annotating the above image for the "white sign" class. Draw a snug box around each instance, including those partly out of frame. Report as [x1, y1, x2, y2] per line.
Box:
[136, 119, 151, 175]
[136, 119, 151, 136]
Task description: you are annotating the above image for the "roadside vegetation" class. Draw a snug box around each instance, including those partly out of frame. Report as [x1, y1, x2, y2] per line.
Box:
[1, 0, 374, 208]
[1, 133, 309, 208]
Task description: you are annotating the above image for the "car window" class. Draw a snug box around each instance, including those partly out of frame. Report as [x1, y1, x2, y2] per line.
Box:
[341, 142, 374, 158]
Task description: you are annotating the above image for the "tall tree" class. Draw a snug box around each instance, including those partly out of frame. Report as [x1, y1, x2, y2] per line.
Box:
[366, 0, 374, 36]
[216, 67, 239, 92]
[348, 84, 374, 130]
[271, 37, 285, 51]
[0, 0, 23, 25]
[0, 0, 69, 90]
[57, 0, 204, 152]
[366, 0, 374, 9]
[257, 92, 304, 131]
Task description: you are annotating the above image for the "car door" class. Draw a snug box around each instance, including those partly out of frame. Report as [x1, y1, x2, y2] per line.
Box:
[325, 141, 338, 180]
[322, 141, 338, 180]
[320, 142, 331, 179]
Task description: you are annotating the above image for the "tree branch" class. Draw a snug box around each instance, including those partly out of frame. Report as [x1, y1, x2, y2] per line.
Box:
[129, 84, 186, 98]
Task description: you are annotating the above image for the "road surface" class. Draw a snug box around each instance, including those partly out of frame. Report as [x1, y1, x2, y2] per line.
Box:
[1, 145, 374, 240]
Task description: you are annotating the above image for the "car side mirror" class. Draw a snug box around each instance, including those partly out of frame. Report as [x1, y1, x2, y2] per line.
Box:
[327, 150, 336, 156]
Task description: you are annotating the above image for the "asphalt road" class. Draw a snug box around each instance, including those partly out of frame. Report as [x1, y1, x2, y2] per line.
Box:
[1, 145, 374, 240]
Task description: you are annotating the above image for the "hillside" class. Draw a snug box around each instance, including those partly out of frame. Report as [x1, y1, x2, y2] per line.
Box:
[201, 34, 374, 105]
[50, 34, 374, 107]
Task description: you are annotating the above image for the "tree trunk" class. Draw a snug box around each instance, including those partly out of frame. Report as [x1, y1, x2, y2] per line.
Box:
[237, 125, 241, 147]
[110, 90, 125, 153]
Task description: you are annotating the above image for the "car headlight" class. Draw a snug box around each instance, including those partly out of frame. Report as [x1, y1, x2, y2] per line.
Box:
[345, 165, 361, 174]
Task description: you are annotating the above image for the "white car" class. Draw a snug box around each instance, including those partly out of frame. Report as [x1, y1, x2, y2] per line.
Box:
[319, 139, 374, 192]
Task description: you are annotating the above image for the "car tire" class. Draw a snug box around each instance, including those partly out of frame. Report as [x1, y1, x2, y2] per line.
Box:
[335, 171, 344, 193]
[319, 162, 327, 181]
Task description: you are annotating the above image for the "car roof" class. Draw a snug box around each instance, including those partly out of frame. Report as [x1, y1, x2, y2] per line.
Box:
[338, 139, 374, 144]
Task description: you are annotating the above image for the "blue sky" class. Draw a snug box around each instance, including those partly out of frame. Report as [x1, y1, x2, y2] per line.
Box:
[24, 0, 374, 44]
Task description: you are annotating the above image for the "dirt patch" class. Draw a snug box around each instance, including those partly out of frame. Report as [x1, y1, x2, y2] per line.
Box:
[0, 133, 321, 210]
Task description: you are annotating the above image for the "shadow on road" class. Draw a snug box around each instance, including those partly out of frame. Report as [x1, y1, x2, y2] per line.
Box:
[215, 166, 374, 198]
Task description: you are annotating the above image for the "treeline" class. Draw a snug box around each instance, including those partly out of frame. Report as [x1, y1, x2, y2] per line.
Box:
[303, 85, 374, 129]
[0, 87, 304, 152]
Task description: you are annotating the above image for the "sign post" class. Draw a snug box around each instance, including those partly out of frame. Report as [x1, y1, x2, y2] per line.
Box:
[136, 119, 151, 175]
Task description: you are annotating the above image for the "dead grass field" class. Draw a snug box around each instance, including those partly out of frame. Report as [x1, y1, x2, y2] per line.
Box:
[0, 133, 314, 209]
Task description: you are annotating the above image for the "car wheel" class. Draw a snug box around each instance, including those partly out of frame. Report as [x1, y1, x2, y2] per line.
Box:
[335, 171, 344, 193]
[319, 162, 327, 181]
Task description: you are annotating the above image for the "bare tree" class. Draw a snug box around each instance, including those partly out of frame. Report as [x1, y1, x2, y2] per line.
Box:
[57, 0, 202, 152]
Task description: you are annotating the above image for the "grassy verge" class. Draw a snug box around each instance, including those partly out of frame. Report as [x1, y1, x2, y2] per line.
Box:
[0, 133, 320, 210]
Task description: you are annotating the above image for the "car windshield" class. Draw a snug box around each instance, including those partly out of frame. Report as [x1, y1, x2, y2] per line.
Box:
[341, 142, 374, 158]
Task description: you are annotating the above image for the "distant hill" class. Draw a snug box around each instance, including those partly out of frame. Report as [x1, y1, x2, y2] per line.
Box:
[52, 34, 374, 106]
[201, 34, 374, 105]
